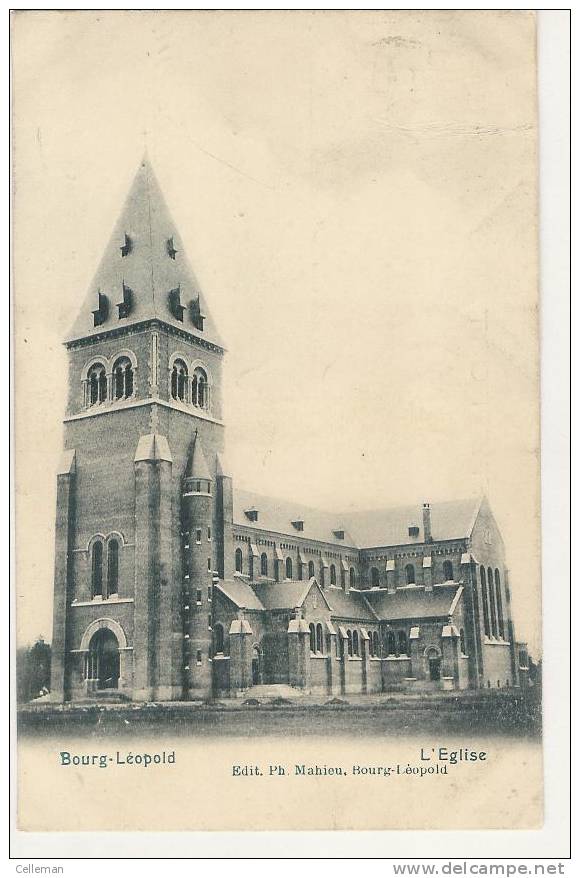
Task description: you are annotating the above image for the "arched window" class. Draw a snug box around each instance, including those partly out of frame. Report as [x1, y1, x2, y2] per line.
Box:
[370, 567, 380, 587]
[352, 630, 359, 656]
[405, 563, 415, 585]
[316, 623, 324, 654]
[330, 564, 336, 585]
[214, 623, 225, 655]
[235, 548, 243, 573]
[171, 359, 188, 401]
[107, 539, 119, 596]
[443, 560, 453, 582]
[91, 541, 103, 597]
[347, 629, 353, 657]
[495, 569, 504, 639]
[488, 566, 498, 636]
[480, 566, 490, 637]
[192, 366, 208, 409]
[387, 631, 397, 655]
[308, 560, 315, 579]
[112, 356, 134, 400]
[372, 631, 379, 658]
[398, 630, 407, 656]
[459, 628, 466, 655]
[349, 568, 356, 589]
[285, 557, 293, 580]
[309, 623, 316, 654]
[87, 363, 107, 406]
[260, 553, 268, 576]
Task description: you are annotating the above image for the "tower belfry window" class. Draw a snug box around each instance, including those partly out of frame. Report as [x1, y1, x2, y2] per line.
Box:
[192, 367, 208, 409]
[113, 357, 134, 400]
[171, 360, 188, 402]
[87, 363, 107, 406]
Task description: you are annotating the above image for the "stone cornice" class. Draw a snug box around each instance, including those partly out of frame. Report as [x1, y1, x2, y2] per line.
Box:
[65, 318, 226, 356]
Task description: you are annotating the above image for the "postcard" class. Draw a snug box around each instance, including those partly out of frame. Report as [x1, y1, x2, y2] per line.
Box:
[13, 9, 546, 837]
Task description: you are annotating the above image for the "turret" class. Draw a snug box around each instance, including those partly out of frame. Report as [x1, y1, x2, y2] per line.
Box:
[181, 434, 214, 698]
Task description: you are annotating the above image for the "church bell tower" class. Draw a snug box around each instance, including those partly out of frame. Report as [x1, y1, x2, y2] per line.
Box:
[50, 158, 229, 702]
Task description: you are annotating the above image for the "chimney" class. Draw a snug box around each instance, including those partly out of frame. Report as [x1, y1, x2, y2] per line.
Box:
[423, 503, 433, 543]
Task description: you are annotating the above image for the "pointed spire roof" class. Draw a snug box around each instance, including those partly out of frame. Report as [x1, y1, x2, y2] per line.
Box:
[66, 157, 224, 348]
[185, 433, 212, 481]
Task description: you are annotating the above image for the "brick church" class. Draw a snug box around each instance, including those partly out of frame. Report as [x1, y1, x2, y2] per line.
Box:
[50, 159, 527, 702]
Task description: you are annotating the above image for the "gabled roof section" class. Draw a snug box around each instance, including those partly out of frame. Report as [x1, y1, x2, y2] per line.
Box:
[252, 578, 331, 612]
[343, 498, 483, 548]
[364, 584, 462, 621]
[215, 580, 265, 612]
[66, 157, 223, 348]
[325, 587, 378, 622]
[233, 489, 358, 547]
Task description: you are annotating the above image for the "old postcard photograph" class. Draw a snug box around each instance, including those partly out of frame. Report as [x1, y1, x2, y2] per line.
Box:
[12, 9, 551, 839]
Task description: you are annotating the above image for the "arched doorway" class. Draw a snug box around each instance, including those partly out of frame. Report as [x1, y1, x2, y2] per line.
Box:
[425, 647, 442, 682]
[88, 628, 120, 689]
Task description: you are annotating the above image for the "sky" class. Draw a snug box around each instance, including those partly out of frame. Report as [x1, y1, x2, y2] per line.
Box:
[12, 11, 541, 654]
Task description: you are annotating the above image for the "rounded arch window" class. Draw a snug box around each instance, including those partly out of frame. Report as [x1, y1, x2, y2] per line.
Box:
[309, 623, 316, 654]
[346, 629, 353, 657]
[308, 560, 315, 579]
[316, 623, 324, 654]
[107, 539, 119, 596]
[330, 564, 336, 586]
[285, 557, 293, 580]
[372, 631, 379, 657]
[91, 541, 103, 597]
[214, 623, 225, 655]
[443, 560, 453, 582]
[171, 359, 188, 401]
[387, 631, 397, 655]
[112, 356, 134, 400]
[352, 630, 359, 656]
[349, 567, 356, 588]
[459, 627, 466, 655]
[480, 566, 490, 637]
[235, 548, 243, 573]
[87, 363, 107, 406]
[192, 366, 209, 409]
[405, 563, 415, 585]
[370, 567, 380, 587]
[260, 553, 268, 576]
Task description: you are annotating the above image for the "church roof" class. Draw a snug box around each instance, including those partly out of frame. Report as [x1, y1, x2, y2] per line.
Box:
[232, 490, 482, 550]
[364, 584, 462, 621]
[324, 587, 378, 622]
[66, 158, 224, 348]
[215, 579, 265, 612]
[343, 498, 483, 548]
[252, 580, 328, 611]
[233, 489, 358, 547]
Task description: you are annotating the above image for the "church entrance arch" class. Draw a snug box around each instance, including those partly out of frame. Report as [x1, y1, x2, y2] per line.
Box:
[88, 628, 120, 689]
